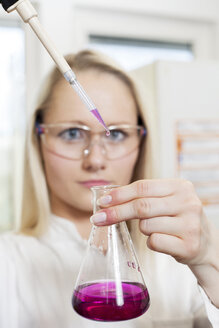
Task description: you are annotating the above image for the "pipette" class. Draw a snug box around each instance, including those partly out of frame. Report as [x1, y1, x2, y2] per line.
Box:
[0, 0, 110, 135]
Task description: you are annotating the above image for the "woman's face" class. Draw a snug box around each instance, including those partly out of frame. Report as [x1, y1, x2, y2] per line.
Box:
[41, 70, 139, 216]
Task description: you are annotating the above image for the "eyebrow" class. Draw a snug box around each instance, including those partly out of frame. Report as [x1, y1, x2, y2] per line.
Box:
[107, 121, 137, 126]
[54, 120, 86, 125]
[52, 120, 136, 126]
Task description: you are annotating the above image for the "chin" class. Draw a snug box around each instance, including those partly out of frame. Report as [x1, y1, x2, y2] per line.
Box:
[73, 195, 93, 212]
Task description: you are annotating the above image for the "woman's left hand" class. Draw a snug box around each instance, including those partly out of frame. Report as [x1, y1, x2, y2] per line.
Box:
[90, 179, 212, 267]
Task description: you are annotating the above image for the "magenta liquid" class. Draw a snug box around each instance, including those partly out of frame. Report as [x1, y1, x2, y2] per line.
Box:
[72, 281, 150, 321]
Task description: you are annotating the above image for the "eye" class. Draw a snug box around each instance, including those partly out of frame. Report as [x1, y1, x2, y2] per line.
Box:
[58, 128, 86, 141]
[107, 129, 128, 142]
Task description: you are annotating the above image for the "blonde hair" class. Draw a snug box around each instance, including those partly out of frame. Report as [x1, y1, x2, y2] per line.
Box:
[17, 50, 156, 238]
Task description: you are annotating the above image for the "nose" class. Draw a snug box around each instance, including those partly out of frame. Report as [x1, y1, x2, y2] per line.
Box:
[82, 142, 107, 171]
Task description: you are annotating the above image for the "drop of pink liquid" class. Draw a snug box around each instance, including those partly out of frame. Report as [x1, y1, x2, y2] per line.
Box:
[91, 109, 110, 136]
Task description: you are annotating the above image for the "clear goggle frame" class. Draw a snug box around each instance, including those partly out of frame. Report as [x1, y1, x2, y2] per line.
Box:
[36, 122, 146, 160]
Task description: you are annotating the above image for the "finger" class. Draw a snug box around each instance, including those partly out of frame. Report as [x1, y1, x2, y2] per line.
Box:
[98, 179, 179, 207]
[139, 217, 183, 238]
[90, 196, 180, 226]
[147, 233, 186, 259]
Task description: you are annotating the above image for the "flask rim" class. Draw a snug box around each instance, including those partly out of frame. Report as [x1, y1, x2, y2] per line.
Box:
[90, 184, 120, 191]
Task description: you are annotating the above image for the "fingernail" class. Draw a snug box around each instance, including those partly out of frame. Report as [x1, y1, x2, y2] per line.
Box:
[90, 212, 107, 224]
[97, 195, 112, 206]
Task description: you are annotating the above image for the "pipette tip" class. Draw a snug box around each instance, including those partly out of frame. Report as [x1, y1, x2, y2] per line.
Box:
[91, 109, 110, 136]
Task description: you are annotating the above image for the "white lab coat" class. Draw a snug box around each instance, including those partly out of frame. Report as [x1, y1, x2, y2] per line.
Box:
[0, 214, 218, 328]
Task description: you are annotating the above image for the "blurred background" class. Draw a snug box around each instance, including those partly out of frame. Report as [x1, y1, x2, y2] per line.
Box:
[1, 0, 219, 231]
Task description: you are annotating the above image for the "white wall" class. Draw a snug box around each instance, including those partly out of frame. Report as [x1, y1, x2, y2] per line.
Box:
[73, 0, 219, 20]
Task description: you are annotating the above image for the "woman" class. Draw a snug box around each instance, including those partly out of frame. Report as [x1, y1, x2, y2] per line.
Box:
[0, 50, 218, 328]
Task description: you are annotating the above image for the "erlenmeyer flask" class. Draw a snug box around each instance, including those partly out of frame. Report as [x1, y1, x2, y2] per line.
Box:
[72, 185, 150, 322]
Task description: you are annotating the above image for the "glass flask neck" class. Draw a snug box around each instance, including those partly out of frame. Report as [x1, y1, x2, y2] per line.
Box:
[91, 185, 119, 214]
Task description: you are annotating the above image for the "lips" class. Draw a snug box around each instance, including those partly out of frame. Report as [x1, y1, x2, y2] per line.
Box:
[79, 180, 111, 189]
